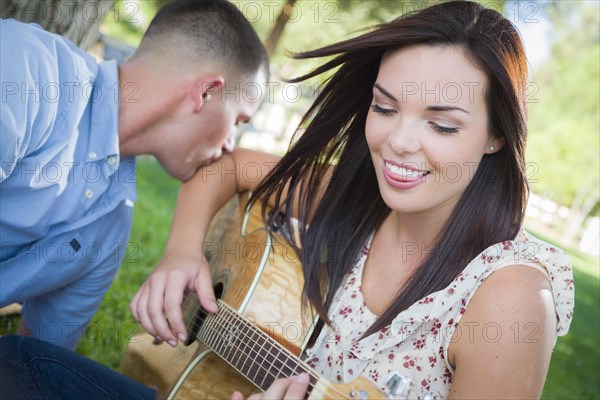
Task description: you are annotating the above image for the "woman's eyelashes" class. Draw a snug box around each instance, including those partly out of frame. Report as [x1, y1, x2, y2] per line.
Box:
[429, 122, 460, 135]
[370, 104, 396, 116]
[371, 103, 461, 135]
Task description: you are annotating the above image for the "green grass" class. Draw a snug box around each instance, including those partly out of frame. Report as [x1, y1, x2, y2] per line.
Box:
[1, 158, 598, 398]
[533, 230, 600, 399]
[75, 157, 180, 367]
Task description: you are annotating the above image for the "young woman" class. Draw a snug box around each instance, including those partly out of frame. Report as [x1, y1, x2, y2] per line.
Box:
[131, 1, 574, 398]
[1, 2, 573, 399]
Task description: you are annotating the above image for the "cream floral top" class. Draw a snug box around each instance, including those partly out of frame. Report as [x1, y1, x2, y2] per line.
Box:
[302, 230, 574, 399]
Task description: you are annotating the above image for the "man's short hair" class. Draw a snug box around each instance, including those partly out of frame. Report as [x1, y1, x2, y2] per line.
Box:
[141, 0, 268, 80]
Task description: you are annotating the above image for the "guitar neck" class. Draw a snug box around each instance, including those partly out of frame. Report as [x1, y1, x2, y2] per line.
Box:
[197, 300, 312, 392]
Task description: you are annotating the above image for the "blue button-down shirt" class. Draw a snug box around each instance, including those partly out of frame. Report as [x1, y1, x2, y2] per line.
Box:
[0, 20, 136, 279]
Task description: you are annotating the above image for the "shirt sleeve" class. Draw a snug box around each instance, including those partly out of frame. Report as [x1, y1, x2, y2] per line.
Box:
[0, 19, 82, 182]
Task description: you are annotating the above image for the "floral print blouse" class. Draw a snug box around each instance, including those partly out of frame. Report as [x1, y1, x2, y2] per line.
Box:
[302, 230, 574, 399]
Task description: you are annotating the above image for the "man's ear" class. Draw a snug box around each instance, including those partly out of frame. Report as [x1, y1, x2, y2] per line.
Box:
[191, 76, 224, 112]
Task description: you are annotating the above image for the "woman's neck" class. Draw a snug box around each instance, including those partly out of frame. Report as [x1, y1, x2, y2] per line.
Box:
[383, 205, 453, 250]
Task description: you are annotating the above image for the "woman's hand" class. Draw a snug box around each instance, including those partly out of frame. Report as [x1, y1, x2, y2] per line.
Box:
[231, 374, 311, 400]
[129, 252, 218, 347]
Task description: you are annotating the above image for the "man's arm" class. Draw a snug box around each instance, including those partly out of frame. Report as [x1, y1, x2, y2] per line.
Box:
[0, 20, 71, 182]
[129, 148, 281, 346]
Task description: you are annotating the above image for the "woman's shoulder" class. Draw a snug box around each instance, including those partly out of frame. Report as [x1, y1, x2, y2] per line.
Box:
[459, 229, 574, 335]
[410, 230, 574, 339]
[476, 229, 571, 270]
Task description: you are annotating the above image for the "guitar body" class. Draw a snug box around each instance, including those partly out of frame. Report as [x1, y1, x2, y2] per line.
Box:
[170, 349, 256, 399]
[169, 194, 316, 399]
[120, 194, 315, 398]
[119, 194, 387, 400]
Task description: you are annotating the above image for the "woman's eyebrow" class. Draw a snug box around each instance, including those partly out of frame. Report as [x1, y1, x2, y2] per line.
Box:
[373, 83, 397, 101]
[427, 105, 469, 114]
[375, 83, 469, 114]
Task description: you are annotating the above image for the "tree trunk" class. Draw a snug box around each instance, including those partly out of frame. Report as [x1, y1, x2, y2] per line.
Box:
[562, 185, 599, 245]
[264, 0, 297, 57]
[1, 0, 115, 50]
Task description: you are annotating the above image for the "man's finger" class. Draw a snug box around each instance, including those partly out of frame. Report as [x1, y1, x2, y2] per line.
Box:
[136, 286, 158, 337]
[129, 286, 142, 321]
[163, 274, 189, 343]
[146, 275, 174, 345]
[195, 269, 218, 314]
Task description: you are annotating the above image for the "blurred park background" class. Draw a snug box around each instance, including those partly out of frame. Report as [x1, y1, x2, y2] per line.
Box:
[0, 0, 598, 398]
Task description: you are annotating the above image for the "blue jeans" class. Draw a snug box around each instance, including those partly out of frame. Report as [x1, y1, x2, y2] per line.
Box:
[0, 336, 156, 399]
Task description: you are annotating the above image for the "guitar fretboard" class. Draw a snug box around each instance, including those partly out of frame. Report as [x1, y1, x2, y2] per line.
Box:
[197, 301, 310, 391]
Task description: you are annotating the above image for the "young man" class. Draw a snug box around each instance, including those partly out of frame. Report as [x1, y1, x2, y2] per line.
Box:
[0, 0, 269, 349]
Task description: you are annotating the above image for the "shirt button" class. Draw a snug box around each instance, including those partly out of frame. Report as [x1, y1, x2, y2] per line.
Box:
[89, 152, 97, 159]
[84, 189, 94, 199]
[107, 156, 118, 167]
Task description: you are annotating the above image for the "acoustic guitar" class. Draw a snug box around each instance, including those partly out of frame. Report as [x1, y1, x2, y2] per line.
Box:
[119, 194, 389, 399]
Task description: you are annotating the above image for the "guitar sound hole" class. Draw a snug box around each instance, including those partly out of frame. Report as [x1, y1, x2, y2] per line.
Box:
[184, 283, 224, 346]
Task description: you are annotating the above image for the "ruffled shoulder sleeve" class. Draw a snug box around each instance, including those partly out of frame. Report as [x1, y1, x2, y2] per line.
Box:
[357, 230, 574, 358]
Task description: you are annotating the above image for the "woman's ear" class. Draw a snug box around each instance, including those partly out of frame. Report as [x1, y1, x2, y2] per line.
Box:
[485, 136, 505, 154]
[191, 76, 224, 112]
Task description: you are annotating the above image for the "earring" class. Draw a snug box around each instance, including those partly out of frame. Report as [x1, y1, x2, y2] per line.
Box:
[489, 145, 495, 152]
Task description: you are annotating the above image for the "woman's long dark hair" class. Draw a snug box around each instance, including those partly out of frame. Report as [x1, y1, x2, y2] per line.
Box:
[250, 1, 529, 337]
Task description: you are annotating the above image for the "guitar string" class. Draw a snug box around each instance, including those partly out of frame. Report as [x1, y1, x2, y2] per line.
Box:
[184, 296, 352, 399]
[191, 308, 323, 396]
[193, 302, 339, 399]
[196, 306, 346, 400]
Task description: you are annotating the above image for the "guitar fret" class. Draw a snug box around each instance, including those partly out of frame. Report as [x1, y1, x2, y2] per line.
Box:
[222, 313, 235, 365]
[202, 316, 215, 349]
[259, 344, 274, 388]
[261, 340, 287, 389]
[257, 339, 273, 389]
[232, 309, 250, 372]
[275, 350, 288, 384]
[290, 360, 308, 380]
[278, 350, 293, 379]
[227, 313, 239, 371]
[206, 311, 225, 356]
[210, 313, 225, 352]
[197, 313, 212, 346]
[198, 302, 310, 393]
[232, 313, 249, 372]
[284, 353, 303, 378]
[237, 322, 256, 377]
[249, 329, 264, 384]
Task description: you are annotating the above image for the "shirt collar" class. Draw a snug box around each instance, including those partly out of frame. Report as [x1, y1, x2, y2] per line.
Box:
[85, 59, 120, 163]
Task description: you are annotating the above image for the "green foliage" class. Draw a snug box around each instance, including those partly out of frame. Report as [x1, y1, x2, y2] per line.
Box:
[526, 2, 600, 207]
[100, 0, 160, 46]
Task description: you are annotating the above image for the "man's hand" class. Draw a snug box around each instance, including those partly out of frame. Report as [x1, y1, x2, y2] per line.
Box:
[129, 253, 218, 347]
